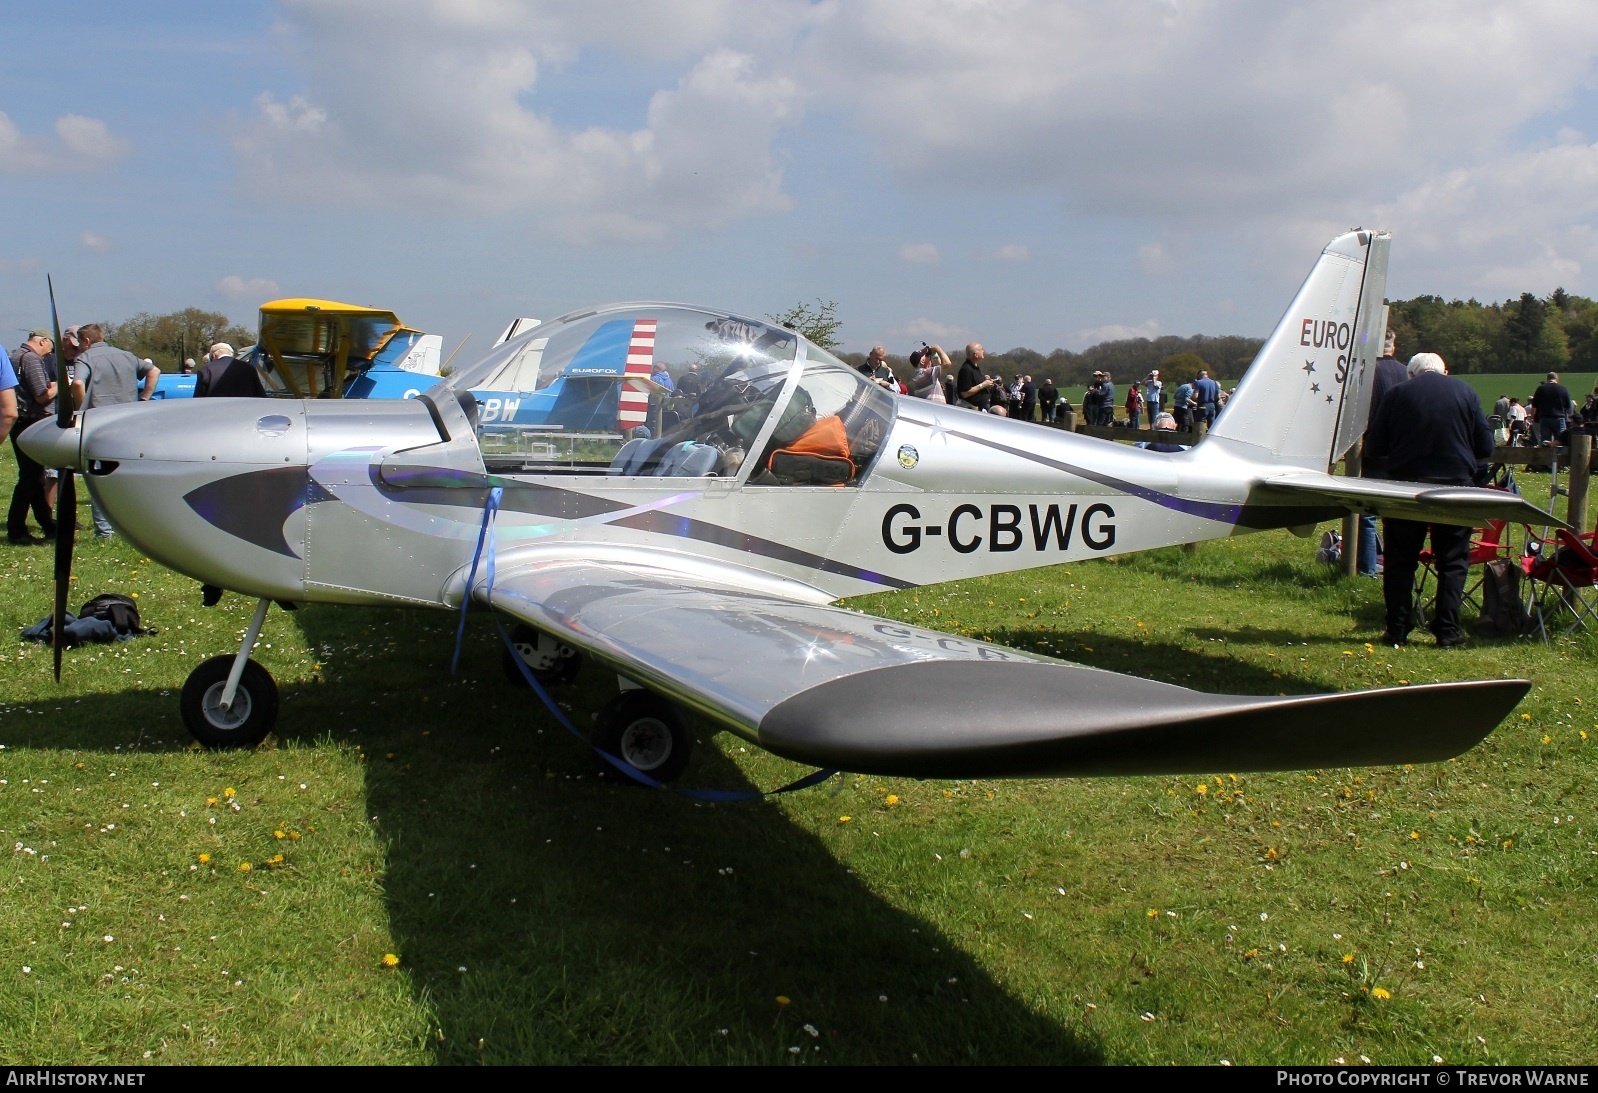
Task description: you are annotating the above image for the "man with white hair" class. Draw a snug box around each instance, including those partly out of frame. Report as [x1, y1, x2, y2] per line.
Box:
[193, 341, 265, 398]
[1364, 351, 1493, 648]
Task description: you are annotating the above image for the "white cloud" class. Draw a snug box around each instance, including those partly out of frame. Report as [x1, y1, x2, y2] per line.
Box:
[892, 318, 969, 344]
[795, 2, 1598, 225]
[0, 112, 131, 173]
[216, 275, 282, 303]
[990, 244, 1031, 262]
[1137, 242, 1174, 277]
[232, 1, 805, 242]
[1071, 320, 1160, 349]
[78, 232, 113, 254]
[897, 242, 940, 264]
[1366, 138, 1598, 297]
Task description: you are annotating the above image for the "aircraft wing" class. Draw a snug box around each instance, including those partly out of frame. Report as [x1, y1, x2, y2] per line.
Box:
[482, 560, 1524, 778]
[1258, 472, 1569, 530]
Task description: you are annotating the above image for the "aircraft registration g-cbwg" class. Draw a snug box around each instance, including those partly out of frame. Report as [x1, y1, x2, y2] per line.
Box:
[23, 231, 1561, 784]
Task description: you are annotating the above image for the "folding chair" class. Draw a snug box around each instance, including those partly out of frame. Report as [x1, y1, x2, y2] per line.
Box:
[1522, 529, 1598, 641]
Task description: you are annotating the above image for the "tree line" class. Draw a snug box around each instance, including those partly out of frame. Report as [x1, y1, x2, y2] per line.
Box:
[1386, 289, 1598, 375]
[84, 287, 1598, 386]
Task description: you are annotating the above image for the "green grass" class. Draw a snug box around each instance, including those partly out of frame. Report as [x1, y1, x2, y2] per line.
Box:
[2, 464, 1596, 1064]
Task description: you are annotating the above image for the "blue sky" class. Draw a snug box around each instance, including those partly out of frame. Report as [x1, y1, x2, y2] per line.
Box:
[4, 1, 1597, 361]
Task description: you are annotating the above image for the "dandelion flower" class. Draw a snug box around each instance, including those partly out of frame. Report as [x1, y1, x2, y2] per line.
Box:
[1541, 734, 1552, 745]
[885, 794, 899, 806]
[205, 797, 218, 807]
[381, 953, 400, 968]
[1409, 831, 1420, 840]
[223, 787, 236, 798]
[1502, 839, 1513, 848]
[1521, 714, 1532, 721]
[274, 830, 285, 839]
[197, 853, 210, 864]
[776, 996, 791, 1006]
[1371, 987, 1391, 1001]
[1195, 784, 1208, 796]
[1342, 954, 1355, 964]
[1146, 909, 1159, 918]
[837, 816, 851, 824]
[239, 862, 251, 873]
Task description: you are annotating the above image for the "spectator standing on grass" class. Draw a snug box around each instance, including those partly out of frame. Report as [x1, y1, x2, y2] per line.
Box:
[1019, 375, 1036, 423]
[1354, 329, 1411, 578]
[1125, 381, 1143, 430]
[1365, 352, 1492, 649]
[1038, 377, 1058, 423]
[956, 343, 995, 409]
[194, 342, 266, 398]
[859, 345, 897, 393]
[910, 344, 950, 403]
[1145, 370, 1163, 419]
[1172, 378, 1195, 433]
[0, 343, 19, 540]
[72, 323, 158, 538]
[1194, 369, 1221, 430]
[1493, 392, 1512, 423]
[8, 330, 59, 545]
[1530, 371, 1573, 446]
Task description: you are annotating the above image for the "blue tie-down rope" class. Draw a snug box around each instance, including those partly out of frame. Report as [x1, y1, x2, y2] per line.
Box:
[451, 485, 836, 801]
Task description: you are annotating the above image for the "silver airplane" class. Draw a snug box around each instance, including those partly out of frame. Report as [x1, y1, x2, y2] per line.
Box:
[22, 231, 1559, 783]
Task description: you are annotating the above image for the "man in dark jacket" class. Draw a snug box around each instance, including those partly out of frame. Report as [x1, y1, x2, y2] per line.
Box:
[8, 331, 58, 543]
[1530, 371, 1573, 445]
[1364, 352, 1493, 648]
[194, 343, 266, 398]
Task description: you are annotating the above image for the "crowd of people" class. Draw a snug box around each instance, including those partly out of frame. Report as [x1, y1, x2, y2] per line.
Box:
[1490, 373, 1598, 447]
[4, 325, 249, 546]
[863, 341, 1237, 433]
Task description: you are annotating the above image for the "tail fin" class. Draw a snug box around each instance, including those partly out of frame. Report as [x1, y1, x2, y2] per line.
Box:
[1206, 230, 1389, 469]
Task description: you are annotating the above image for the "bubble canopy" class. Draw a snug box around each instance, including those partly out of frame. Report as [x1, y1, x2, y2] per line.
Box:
[446, 304, 895, 486]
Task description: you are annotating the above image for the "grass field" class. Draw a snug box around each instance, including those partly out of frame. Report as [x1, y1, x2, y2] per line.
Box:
[1, 460, 1595, 1065]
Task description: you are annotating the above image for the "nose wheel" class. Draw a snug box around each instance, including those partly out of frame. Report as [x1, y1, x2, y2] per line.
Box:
[181, 655, 279, 748]
[179, 597, 279, 748]
[591, 690, 693, 783]
[502, 624, 584, 686]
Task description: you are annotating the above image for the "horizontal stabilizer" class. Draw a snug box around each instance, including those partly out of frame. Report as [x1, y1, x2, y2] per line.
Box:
[760, 665, 1526, 778]
[1258, 472, 1569, 530]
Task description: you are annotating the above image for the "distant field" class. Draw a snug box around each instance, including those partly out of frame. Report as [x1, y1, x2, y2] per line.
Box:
[1456, 373, 1597, 415]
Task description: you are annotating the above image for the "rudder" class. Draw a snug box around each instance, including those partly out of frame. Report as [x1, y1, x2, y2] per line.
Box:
[1206, 230, 1389, 469]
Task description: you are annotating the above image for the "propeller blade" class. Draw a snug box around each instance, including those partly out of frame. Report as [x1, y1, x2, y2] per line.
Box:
[46, 277, 77, 681]
[52, 471, 76, 682]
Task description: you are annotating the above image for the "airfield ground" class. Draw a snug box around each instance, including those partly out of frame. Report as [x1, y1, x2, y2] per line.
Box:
[0, 460, 1594, 1065]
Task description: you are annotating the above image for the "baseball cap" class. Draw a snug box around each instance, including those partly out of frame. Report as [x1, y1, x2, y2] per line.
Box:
[28, 328, 50, 340]
[61, 325, 82, 345]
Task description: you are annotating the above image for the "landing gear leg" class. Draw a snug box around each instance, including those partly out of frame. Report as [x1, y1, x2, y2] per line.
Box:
[180, 597, 279, 748]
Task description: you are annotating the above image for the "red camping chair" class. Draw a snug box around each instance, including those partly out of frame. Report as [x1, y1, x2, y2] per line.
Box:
[1413, 520, 1511, 627]
[1522, 529, 1598, 641]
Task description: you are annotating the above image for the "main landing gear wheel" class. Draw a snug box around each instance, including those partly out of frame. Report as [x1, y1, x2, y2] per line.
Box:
[591, 691, 694, 784]
[502, 624, 584, 687]
[181, 655, 279, 748]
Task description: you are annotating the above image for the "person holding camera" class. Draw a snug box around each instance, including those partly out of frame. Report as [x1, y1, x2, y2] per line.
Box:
[956, 343, 996, 410]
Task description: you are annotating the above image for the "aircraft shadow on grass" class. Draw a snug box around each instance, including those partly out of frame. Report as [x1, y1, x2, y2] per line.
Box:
[278, 604, 1109, 1063]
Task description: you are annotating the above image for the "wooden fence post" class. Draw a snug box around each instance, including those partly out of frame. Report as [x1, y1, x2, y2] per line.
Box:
[1568, 432, 1592, 535]
[1341, 441, 1362, 578]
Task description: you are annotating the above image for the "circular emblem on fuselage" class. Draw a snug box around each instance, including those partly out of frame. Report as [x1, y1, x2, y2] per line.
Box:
[897, 444, 919, 470]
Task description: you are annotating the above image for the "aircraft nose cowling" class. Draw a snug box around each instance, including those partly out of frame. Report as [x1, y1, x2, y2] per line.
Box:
[18, 417, 83, 471]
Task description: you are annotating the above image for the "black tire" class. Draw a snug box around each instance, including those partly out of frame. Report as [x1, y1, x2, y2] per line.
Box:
[591, 690, 693, 784]
[501, 624, 584, 687]
[180, 655, 279, 748]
